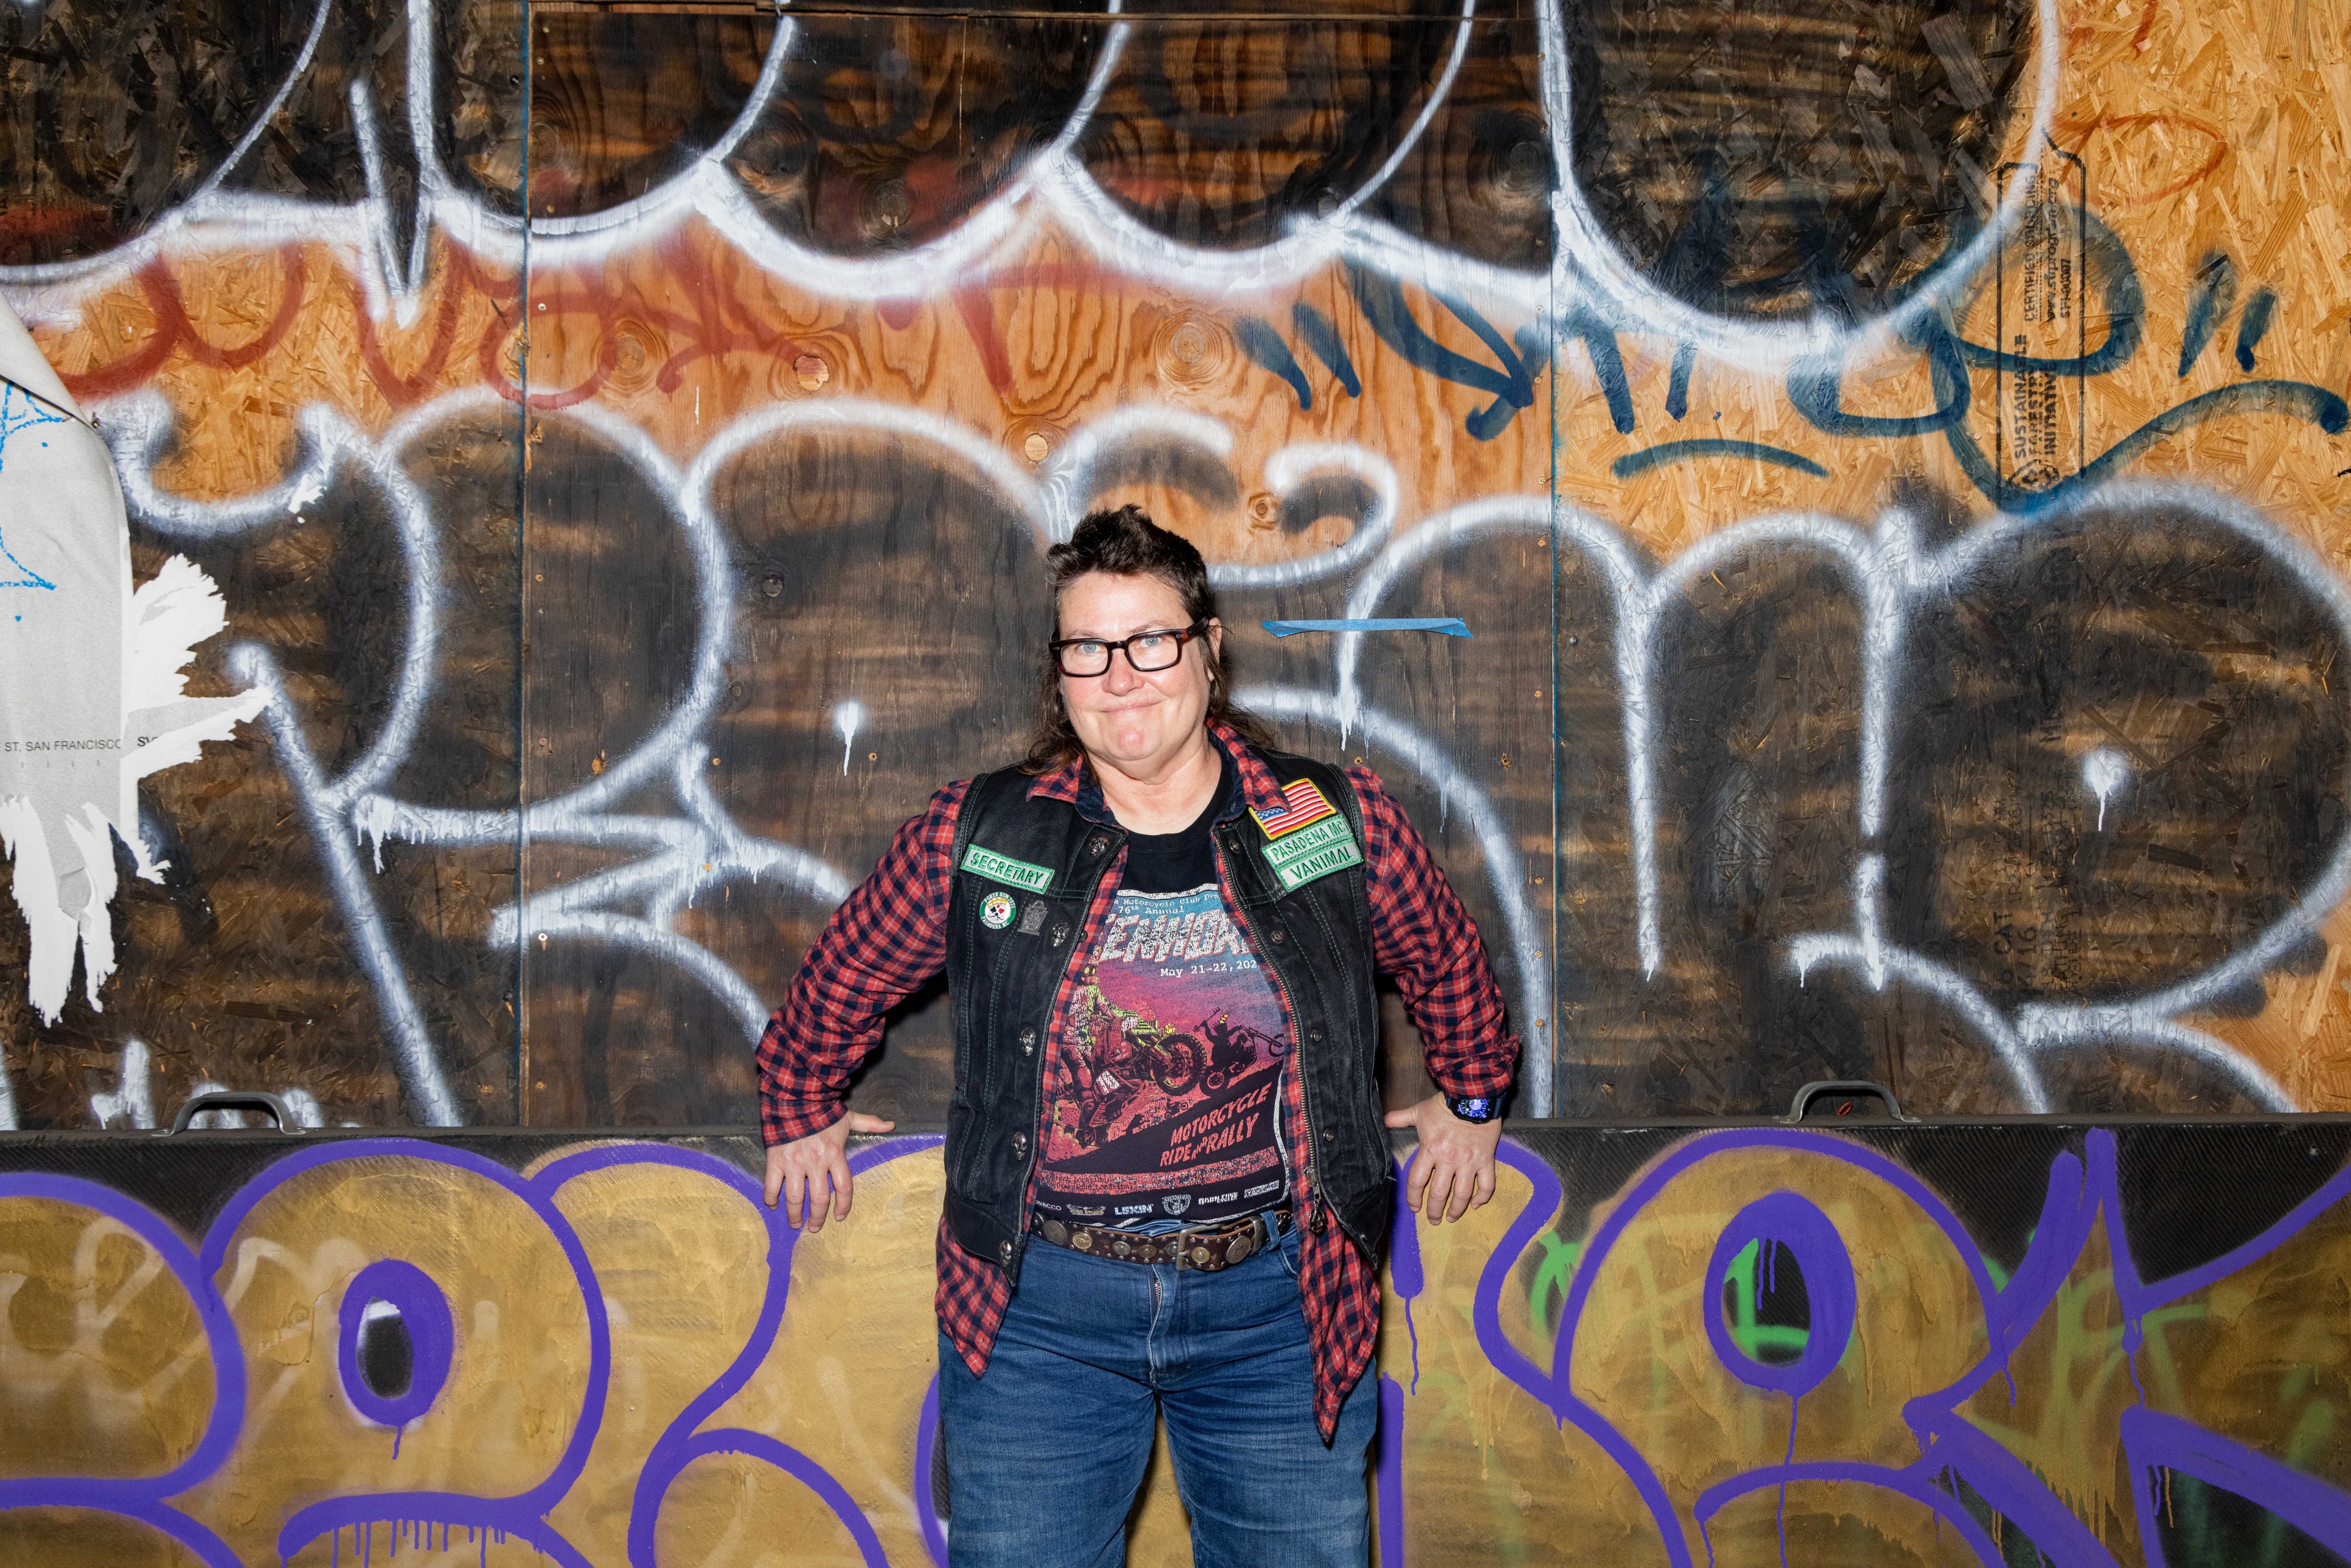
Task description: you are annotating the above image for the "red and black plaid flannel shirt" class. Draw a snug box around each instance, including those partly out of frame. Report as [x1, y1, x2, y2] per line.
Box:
[756, 722, 1520, 1438]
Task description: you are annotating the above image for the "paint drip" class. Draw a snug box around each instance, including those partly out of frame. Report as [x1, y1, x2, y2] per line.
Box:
[2081, 746, 2131, 830]
[833, 700, 864, 775]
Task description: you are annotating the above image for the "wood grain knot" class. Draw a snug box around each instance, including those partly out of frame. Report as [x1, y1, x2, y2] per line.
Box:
[1151, 311, 1235, 394]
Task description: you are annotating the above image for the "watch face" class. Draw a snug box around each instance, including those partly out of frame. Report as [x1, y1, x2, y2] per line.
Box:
[1452, 1096, 1495, 1122]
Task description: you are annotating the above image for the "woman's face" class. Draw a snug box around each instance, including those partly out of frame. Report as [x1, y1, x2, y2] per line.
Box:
[1057, 571, 1221, 779]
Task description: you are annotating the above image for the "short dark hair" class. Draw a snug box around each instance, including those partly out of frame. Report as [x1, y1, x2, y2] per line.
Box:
[1021, 505, 1277, 773]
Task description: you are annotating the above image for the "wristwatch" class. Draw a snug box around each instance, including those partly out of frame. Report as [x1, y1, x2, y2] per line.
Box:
[1445, 1093, 1502, 1124]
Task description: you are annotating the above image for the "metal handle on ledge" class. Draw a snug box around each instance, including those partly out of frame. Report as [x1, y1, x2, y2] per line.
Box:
[1785, 1080, 1910, 1123]
[167, 1090, 300, 1135]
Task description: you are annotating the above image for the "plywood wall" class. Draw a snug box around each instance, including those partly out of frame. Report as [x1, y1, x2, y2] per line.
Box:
[3, 0, 2350, 1130]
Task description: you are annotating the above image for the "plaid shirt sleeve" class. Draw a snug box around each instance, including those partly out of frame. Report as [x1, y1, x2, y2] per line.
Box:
[754, 779, 970, 1146]
[1346, 763, 1521, 1101]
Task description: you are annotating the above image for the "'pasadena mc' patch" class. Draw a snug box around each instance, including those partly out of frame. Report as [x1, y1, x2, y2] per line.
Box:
[1261, 811, 1363, 892]
[1249, 778, 1339, 840]
[962, 843, 1054, 892]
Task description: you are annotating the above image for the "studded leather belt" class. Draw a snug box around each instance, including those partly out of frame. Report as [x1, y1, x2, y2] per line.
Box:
[1030, 1207, 1292, 1272]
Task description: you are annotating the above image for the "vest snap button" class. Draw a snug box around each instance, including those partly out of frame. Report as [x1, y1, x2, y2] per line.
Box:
[1308, 1027, 1324, 1042]
[1019, 1027, 1037, 1046]
[999, 1240, 1014, 1262]
[1087, 835, 1109, 856]
[1012, 1131, 1029, 1156]
[1269, 928, 1286, 945]
[1322, 1128, 1335, 1143]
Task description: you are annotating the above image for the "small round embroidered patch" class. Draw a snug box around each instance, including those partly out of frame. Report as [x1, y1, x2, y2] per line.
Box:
[981, 891, 1016, 929]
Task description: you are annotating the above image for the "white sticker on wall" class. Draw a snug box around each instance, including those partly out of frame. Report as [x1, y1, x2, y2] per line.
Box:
[0, 296, 265, 1023]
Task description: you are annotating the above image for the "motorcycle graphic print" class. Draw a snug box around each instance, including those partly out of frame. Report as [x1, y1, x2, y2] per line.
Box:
[1033, 885, 1288, 1226]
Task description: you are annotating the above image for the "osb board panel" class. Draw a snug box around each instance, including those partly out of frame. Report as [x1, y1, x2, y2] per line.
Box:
[0, 0, 2349, 1128]
[1532, 0, 2351, 1118]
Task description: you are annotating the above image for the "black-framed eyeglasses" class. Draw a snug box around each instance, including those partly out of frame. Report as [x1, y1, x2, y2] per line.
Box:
[1050, 622, 1208, 677]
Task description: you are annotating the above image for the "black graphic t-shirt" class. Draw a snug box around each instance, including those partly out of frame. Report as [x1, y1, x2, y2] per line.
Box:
[1035, 752, 1290, 1229]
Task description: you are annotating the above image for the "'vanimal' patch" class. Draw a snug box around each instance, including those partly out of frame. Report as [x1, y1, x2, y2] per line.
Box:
[1262, 812, 1363, 891]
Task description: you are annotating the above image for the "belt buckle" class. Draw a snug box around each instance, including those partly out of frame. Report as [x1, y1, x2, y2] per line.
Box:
[1180, 1217, 1253, 1272]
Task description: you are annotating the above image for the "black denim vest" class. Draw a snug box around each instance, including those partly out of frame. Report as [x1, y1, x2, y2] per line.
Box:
[941, 745, 1390, 1284]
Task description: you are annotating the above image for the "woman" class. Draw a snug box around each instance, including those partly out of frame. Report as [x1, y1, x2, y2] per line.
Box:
[757, 506, 1518, 1568]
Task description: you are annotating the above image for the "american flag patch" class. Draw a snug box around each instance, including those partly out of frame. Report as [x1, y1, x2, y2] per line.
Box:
[1249, 778, 1339, 839]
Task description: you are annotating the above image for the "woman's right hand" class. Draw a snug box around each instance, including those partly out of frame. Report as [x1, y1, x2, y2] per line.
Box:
[763, 1111, 898, 1230]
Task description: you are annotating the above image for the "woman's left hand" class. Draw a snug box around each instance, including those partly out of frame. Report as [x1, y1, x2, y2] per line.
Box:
[1383, 1093, 1502, 1224]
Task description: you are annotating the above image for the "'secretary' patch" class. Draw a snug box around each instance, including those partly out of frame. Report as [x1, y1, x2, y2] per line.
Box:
[962, 843, 1054, 892]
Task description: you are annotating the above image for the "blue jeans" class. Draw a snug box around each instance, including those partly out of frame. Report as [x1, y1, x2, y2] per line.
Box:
[937, 1223, 1376, 1568]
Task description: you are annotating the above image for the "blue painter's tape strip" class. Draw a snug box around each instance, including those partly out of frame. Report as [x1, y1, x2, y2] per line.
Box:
[1261, 618, 1472, 638]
